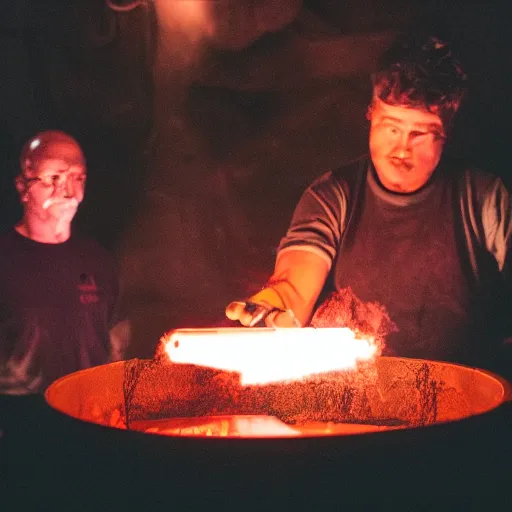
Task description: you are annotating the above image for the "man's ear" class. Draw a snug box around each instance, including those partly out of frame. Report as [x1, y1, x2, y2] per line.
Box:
[366, 104, 373, 121]
[15, 175, 28, 202]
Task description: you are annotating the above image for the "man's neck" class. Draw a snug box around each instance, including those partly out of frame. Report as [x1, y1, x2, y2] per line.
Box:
[15, 217, 72, 244]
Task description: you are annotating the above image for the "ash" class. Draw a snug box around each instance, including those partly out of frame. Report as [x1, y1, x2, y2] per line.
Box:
[310, 287, 398, 348]
[122, 358, 410, 428]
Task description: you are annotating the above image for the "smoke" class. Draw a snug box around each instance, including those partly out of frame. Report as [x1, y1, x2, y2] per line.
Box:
[310, 287, 398, 348]
[155, 0, 214, 40]
[154, 0, 214, 69]
[153, 0, 303, 68]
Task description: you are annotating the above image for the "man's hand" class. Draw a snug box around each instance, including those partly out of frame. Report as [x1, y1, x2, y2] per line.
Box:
[227, 249, 331, 328]
[225, 300, 270, 327]
[225, 287, 300, 327]
[109, 319, 131, 361]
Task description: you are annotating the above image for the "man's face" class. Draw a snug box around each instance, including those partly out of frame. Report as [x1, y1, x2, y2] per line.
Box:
[17, 142, 86, 225]
[368, 97, 446, 193]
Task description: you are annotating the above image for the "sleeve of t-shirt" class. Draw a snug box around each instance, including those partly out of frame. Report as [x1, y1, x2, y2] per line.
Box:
[277, 171, 348, 269]
[482, 176, 512, 273]
[481, 175, 512, 343]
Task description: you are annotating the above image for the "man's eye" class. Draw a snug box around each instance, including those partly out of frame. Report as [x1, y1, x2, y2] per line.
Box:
[38, 175, 58, 186]
[387, 126, 400, 135]
[410, 131, 428, 139]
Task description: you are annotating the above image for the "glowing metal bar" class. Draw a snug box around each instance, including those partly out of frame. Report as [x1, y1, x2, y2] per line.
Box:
[163, 327, 378, 385]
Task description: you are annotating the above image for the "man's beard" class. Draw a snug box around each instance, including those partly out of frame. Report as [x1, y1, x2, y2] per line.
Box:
[42, 197, 79, 211]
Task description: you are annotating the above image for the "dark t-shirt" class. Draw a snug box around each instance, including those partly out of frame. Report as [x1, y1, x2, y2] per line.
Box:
[0, 229, 118, 394]
[278, 157, 511, 366]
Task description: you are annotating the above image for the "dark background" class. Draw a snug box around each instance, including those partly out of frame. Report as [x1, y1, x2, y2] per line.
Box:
[1, 0, 510, 357]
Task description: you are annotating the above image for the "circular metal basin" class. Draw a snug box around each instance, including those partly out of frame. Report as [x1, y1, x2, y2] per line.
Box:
[45, 356, 511, 435]
[39, 356, 512, 509]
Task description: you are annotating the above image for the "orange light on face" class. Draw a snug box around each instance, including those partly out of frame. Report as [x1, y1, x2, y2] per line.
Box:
[162, 328, 379, 385]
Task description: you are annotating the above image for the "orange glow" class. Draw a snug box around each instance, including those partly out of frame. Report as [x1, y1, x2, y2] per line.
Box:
[154, 0, 214, 40]
[162, 327, 379, 385]
[130, 416, 402, 438]
[133, 415, 301, 438]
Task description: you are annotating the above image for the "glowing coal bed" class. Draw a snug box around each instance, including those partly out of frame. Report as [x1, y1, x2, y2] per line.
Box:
[45, 328, 511, 439]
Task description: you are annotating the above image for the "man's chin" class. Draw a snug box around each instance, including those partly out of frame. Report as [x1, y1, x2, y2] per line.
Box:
[376, 169, 413, 193]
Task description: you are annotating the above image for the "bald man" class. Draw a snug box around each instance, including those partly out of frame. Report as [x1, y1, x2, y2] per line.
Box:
[0, 131, 128, 401]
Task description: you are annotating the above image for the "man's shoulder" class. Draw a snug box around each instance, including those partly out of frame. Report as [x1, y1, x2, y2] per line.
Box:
[311, 155, 368, 188]
[0, 228, 26, 251]
[439, 158, 512, 219]
[442, 156, 501, 181]
[442, 157, 508, 195]
[0, 230, 33, 274]
[0, 228, 14, 242]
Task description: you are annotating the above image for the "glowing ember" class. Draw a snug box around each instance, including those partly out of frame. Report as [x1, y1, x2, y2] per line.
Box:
[162, 328, 379, 385]
[133, 415, 301, 438]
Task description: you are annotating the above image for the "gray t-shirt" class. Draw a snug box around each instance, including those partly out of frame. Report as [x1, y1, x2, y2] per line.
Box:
[278, 156, 511, 365]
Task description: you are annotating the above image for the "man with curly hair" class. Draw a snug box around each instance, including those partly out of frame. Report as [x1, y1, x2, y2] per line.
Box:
[226, 34, 511, 369]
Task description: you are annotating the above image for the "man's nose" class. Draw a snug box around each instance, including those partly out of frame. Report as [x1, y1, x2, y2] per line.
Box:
[53, 176, 74, 197]
[396, 133, 412, 158]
